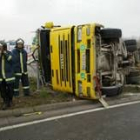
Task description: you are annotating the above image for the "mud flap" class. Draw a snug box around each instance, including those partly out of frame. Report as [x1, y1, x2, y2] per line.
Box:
[99, 97, 109, 108]
[94, 76, 109, 108]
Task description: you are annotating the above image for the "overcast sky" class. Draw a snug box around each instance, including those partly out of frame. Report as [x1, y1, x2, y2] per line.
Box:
[0, 0, 139, 44]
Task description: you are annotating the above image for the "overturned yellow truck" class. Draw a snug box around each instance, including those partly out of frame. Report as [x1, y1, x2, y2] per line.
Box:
[37, 22, 127, 99]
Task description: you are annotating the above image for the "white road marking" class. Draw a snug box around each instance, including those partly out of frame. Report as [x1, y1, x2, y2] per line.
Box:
[0, 100, 140, 132]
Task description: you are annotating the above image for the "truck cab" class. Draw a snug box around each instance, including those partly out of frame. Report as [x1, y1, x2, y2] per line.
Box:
[36, 22, 127, 99]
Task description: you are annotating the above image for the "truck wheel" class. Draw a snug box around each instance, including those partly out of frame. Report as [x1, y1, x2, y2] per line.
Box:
[126, 71, 140, 84]
[126, 76, 140, 85]
[101, 84, 123, 97]
[124, 39, 137, 46]
[101, 28, 122, 39]
[124, 40, 137, 52]
[129, 71, 140, 77]
[125, 45, 137, 52]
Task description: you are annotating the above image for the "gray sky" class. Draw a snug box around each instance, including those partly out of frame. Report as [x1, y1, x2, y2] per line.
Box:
[0, 0, 139, 44]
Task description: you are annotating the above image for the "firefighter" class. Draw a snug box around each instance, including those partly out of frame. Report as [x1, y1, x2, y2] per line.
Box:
[12, 38, 30, 96]
[0, 42, 15, 110]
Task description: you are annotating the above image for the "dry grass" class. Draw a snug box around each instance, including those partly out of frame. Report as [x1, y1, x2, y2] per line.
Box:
[0, 78, 74, 109]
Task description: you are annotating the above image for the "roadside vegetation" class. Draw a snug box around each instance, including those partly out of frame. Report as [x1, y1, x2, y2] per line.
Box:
[0, 77, 74, 109]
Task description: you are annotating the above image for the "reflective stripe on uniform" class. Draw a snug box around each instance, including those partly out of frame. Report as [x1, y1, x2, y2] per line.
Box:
[7, 55, 12, 61]
[14, 89, 19, 92]
[15, 73, 22, 76]
[2, 55, 6, 79]
[6, 77, 15, 82]
[20, 52, 24, 73]
[15, 72, 28, 76]
[24, 72, 28, 75]
[23, 86, 30, 89]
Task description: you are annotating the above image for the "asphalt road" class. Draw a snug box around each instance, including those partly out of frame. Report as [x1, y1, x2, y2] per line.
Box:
[0, 103, 140, 140]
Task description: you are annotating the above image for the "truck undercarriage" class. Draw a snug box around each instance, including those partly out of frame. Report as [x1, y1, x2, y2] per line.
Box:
[33, 22, 139, 99]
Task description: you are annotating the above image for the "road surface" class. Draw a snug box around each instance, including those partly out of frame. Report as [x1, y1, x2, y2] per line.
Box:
[0, 102, 140, 140]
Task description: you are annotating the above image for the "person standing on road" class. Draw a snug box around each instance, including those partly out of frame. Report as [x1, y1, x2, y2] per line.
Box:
[0, 42, 15, 110]
[12, 38, 30, 96]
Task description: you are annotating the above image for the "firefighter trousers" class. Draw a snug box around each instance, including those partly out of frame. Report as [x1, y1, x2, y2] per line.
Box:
[0, 80, 14, 105]
[14, 74, 30, 96]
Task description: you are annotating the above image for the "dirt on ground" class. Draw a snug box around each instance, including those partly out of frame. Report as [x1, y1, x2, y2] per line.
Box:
[0, 87, 74, 109]
[0, 76, 140, 110]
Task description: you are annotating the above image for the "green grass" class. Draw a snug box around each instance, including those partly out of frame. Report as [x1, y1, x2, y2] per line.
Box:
[0, 77, 74, 109]
[29, 77, 37, 93]
[39, 88, 51, 98]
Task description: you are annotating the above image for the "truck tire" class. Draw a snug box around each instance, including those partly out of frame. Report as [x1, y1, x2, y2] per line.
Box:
[124, 39, 137, 46]
[126, 71, 140, 84]
[124, 40, 137, 52]
[125, 45, 137, 52]
[101, 84, 123, 97]
[101, 28, 122, 39]
[126, 76, 140, 85]
[129, 71, 140, 77]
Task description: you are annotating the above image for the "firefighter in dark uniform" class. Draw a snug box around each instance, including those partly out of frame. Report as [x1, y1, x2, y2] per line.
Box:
[0, 42, 15, 110]
[12, 38, 30, 96]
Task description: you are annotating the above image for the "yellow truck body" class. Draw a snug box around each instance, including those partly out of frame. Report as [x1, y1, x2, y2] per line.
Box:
[49, 23, 103, 99]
